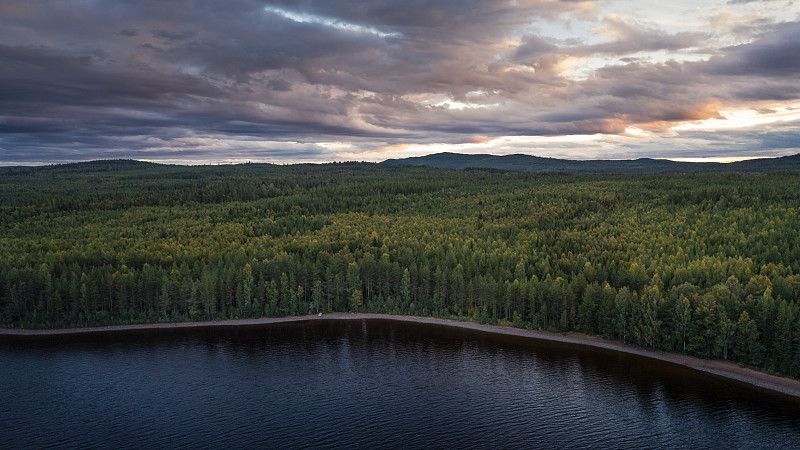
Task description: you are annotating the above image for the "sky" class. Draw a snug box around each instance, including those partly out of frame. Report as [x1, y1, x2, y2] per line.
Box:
[1, 0, 799, 165]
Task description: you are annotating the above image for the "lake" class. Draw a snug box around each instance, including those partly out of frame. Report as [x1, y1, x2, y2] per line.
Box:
[2, 319, 799, 448]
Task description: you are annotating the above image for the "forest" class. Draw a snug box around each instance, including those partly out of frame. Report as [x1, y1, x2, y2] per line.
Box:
[1, 160, 799, 379]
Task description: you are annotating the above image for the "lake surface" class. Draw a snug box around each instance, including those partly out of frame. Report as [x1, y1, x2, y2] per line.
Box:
[2, 319, 799, 449]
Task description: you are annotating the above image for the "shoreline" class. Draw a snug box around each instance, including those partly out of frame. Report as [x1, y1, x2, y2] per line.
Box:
[3, 313, 800, 400]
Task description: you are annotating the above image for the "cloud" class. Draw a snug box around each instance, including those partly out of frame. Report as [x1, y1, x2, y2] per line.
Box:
[584, 15, 710, 55]
[706, 22, 800, 77]
[117, 28, 139, 37]
[0, 0, 798, 164]
[151, 29, 197, 42]
[726, 0, 783, 4]
[707, 11, 775, 40]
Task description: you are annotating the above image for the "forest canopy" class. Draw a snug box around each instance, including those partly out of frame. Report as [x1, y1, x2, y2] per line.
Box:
[1, 160, 799, 378]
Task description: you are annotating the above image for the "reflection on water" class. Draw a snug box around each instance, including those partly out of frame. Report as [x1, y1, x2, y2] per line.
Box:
[2, 319, 799, 448]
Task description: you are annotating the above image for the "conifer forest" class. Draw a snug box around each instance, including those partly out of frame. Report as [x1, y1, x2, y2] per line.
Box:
[2, 161, 799, 378]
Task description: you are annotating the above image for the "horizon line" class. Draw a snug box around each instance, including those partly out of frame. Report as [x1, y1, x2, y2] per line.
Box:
[1, 152, 796, 168]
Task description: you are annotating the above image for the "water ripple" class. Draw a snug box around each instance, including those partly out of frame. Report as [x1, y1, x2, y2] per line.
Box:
[2, 320, 799, 449]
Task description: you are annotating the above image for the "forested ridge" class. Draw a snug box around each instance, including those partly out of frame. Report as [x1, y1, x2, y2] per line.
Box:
[383, 151, 800, 174]
[2, 160, 799, 378]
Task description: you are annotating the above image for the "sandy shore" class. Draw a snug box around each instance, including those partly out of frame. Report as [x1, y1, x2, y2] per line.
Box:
[3, 313, 800, 400]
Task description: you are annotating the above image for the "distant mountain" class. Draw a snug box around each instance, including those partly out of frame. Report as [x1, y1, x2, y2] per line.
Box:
[381, 152, 800, 174]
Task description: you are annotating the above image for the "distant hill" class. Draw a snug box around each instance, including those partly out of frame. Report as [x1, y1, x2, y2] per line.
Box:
[381, 152, 800, 174]
[0, 159, 162, 176]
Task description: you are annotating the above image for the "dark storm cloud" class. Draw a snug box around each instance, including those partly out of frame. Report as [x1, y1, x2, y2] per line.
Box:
[0, 0, 798, 163]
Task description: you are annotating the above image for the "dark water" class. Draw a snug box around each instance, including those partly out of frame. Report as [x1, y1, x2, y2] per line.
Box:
[2, 320, 799, 449]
